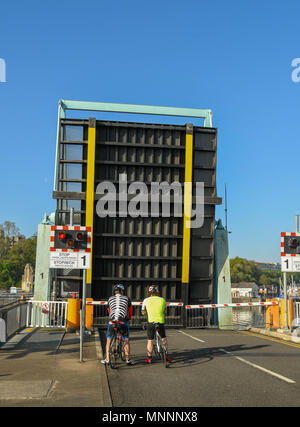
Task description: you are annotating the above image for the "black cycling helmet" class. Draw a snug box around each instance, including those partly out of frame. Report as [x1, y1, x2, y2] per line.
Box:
[148, 284, 159, 294]
[114, 283, 125, 293]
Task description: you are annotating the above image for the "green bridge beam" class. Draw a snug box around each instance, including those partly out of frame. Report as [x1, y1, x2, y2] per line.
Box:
[54, 98, 213, 191]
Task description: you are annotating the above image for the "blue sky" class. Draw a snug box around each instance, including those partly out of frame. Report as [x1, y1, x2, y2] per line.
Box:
[0, 0, 299, 263]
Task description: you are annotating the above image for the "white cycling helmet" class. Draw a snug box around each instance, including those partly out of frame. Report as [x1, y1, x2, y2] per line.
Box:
[148, 284, 159, 294]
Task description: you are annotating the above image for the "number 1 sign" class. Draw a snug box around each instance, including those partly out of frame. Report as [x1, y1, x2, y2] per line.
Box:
[281, 256, 300, 272]
[281, 257, 293, 272]
[77, 253, 91, 269]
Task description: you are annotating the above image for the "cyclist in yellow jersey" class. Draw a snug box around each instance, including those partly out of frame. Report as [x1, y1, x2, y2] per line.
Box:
[141, 285, 172, 364]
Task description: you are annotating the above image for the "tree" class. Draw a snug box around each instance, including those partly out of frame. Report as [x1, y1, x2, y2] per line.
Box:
[0, 234, 10, 259]
[0, 221, 25, 259]
[230, 257, 261, 283]
[0, 221, 37, 289]
[230, 256, 300, 294]
[0, 259, 12, 288]
[259, 274, 271, 287]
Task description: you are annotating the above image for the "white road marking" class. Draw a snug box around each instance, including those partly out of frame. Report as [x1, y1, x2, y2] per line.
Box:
[178, 330, 296, 384]
[178, 329, 205, 343]
[219, 348, 296, 384]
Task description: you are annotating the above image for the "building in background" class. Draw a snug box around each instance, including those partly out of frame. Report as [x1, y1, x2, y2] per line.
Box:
[231, 282, 256, 299]
[254, 261, 281, 271]
[21, 264, 34, 293]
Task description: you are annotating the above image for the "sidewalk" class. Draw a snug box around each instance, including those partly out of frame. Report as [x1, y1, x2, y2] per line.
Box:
[0, 328, 112, 407]
[248, 326, 300, 343]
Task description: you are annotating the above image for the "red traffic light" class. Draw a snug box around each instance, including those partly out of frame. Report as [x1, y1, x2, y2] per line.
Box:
[54, 228, 88, 250]
[289, 238, 297, 247]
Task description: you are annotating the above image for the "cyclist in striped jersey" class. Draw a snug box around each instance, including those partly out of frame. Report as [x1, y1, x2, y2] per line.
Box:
[101, 283, 135, 365]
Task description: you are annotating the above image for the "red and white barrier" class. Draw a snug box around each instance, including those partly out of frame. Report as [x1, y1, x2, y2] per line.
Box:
[86, 301, 184, 307]
[86, 300, 276, 308]
[86, 301, 107, 305]
[131, 302, 184, 307]
[185, 301, 278, 309]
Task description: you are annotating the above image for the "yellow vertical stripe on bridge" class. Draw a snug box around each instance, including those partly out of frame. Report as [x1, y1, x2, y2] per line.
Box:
[86, 118, 96, 285]
[181, 124, 193, 284]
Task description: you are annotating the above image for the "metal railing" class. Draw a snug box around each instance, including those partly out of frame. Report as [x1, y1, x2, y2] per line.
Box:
[294, 302, 300, 327]
[0, 296, 22, 307]
[185, 307, 217, 328]
[185, 306, 267, 329]
[90, 300, 284, 329]
[185, 301, 279, 329]
[19, 299, 300, 331]
[232, 305, 267, 329]
[26, 301, 68, 328]
[0, 301, 29, 343]
[91, 299, 300, 330]
[3, 298, 298, 346]
[0, 294, 32, 307]
[90, 301, 184, 328]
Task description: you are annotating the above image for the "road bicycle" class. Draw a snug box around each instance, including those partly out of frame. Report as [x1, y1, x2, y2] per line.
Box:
[108, 320, 126, 369]
[152, 322, 169, 368]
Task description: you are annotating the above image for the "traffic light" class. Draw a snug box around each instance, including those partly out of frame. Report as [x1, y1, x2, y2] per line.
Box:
[54, 229, 88, 250]
[288, 237, 297, 248]
[283, 235, 300, 254]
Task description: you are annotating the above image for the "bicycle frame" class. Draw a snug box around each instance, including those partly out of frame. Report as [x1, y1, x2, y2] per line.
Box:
[153, 323, 168, 367]
[108, 320, 126, 368]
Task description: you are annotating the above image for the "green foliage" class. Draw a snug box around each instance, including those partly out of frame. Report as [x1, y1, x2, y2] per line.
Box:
[230, 256, 300, 286]
[230, 257, 261, 283]
[0, 221, 36, 289]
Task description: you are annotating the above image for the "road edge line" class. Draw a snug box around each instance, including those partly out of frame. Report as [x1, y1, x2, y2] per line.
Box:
[95, 329, 113, 407]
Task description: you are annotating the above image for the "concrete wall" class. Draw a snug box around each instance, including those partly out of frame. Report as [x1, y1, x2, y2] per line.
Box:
[214, 220, 233, 329]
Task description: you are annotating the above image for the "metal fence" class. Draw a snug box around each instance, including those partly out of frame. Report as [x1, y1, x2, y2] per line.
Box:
[185, 306, 267, 329]
[91, 302, 269, 330]
[185, 302, 280, 329]
[185, 300, 300, 329]
[3, 299, 297, 335]
[0, 296, 21, 307]
[26, 301, 68, 328]
[294, 302, 300, 327]
[0, 295, 31, 307]
[232, 305, 267, 329]
[91, 300, 285, 330]
[0, 301, 29, 343]
[90, 301, 184, 328]
[185, 307, 217, 328]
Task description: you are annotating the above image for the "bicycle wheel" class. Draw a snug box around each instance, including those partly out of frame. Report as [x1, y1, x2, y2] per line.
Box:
[119, 337, 126, 362]
[153, 334, 160, 360]
[109, 336, 117, 369]
[158, 336, 168, 368]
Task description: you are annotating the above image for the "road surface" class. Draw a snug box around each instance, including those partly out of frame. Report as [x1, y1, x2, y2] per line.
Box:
[101, 328, 300, 407]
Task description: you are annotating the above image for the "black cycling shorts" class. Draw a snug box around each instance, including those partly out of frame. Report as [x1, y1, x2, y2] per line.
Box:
[147, 323, 166, 340]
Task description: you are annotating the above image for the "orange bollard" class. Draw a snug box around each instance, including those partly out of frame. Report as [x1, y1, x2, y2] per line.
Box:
[85, 298, 93, 329]
[67, 298, 81, 329]
[266, 299, 280, 329]
[280, 298, 294, 328]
